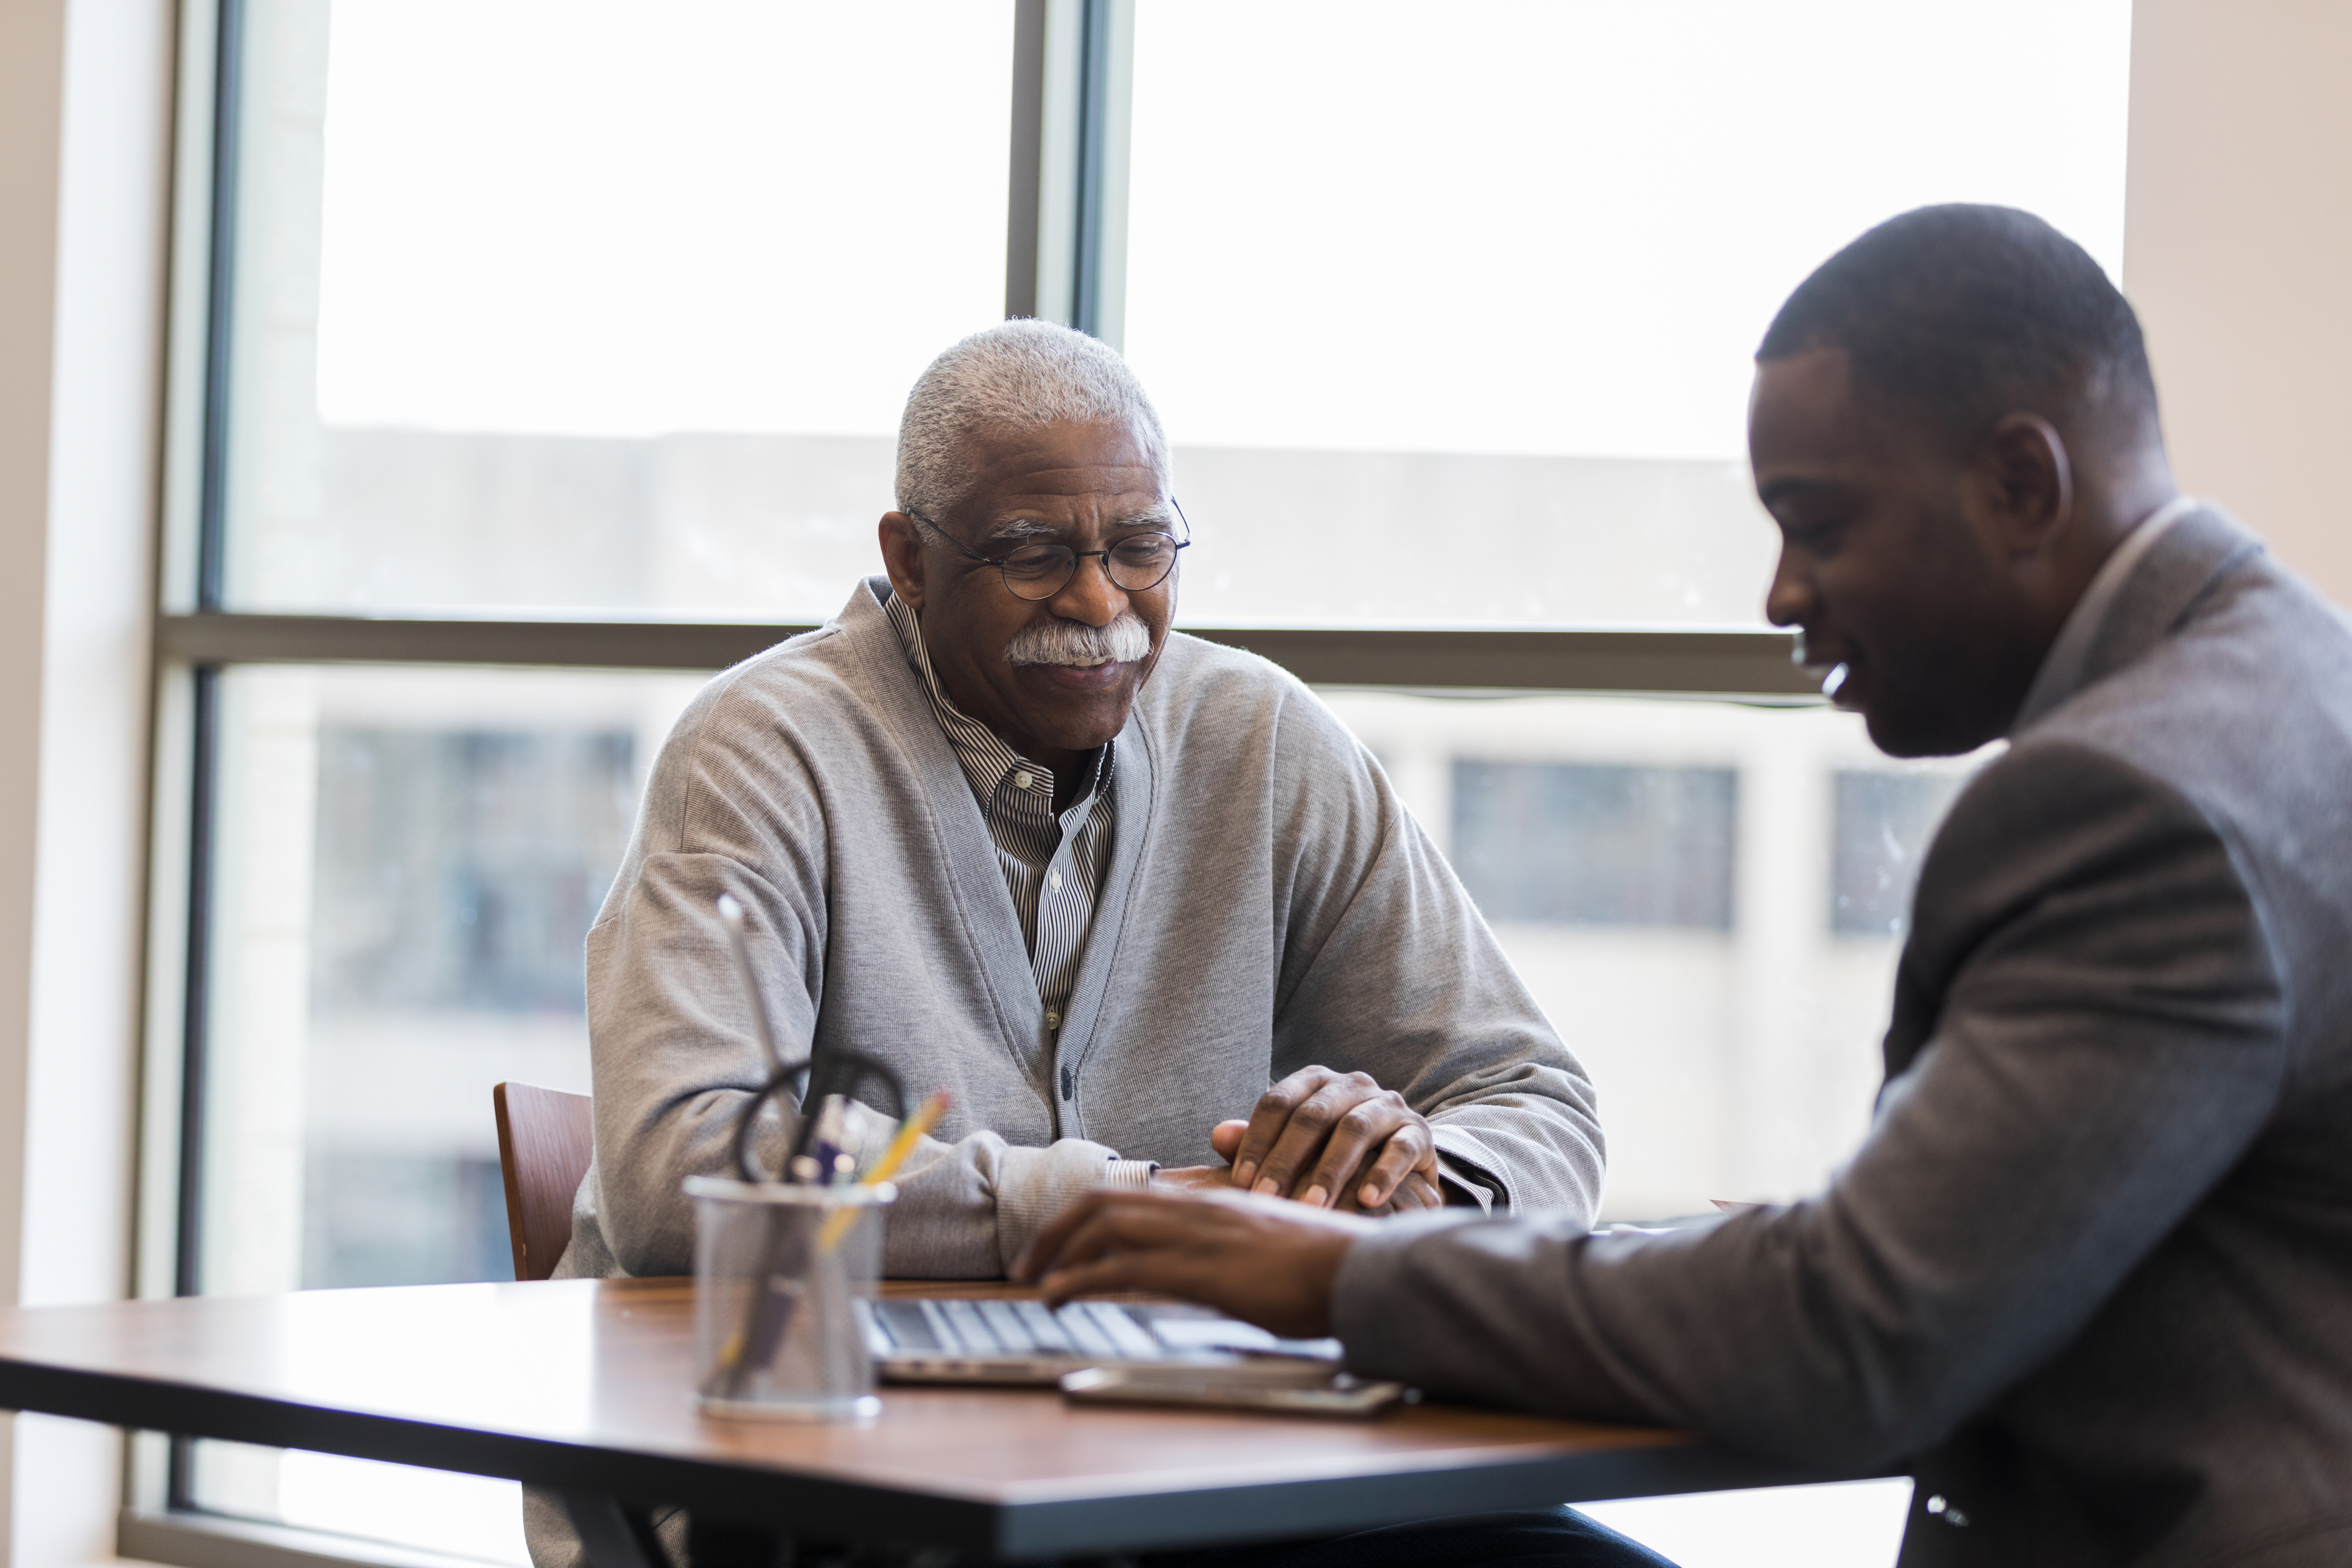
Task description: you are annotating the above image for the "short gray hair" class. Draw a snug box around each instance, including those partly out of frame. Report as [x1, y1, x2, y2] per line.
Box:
[895, 320, 1170, 522]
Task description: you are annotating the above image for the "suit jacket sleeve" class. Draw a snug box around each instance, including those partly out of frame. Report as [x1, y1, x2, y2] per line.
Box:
[1330, 741, 2287, 1469]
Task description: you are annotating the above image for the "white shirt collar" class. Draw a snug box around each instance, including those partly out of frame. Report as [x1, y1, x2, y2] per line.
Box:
[2010, 494, 2202, 735]
[880, 585, 1110, 807]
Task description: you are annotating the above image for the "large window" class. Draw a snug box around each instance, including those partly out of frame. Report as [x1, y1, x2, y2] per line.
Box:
[218, 0, 1012, 618]
[145, 3, 2129, 1566]
[1119, 0, 2128, 627]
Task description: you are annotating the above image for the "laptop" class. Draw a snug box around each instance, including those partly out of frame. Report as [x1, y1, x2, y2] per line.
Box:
[861, 1296, 1344, 1385]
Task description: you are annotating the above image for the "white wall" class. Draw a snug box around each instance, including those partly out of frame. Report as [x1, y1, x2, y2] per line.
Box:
[2126, 0, 2352, 606]
[0, 0, 173, 1563]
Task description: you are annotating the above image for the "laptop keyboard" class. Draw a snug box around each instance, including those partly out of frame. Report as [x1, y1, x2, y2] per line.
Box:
[869, 1297, 1171, 1360]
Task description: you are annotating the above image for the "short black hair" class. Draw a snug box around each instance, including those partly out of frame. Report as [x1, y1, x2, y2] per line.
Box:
[1758, 204, 2158, 451]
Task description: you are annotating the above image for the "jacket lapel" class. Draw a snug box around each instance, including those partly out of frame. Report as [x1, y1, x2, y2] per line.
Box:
[1880, 506, 2262, 1088]
[2026, 506, 2262, 729]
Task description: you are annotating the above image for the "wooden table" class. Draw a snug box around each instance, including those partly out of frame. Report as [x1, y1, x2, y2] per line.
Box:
[0, 1278, 1816, 1564]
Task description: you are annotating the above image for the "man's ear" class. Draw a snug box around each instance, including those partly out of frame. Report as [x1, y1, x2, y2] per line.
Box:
[1973, 413, 2074, 561]
[878, 512, 926, 610]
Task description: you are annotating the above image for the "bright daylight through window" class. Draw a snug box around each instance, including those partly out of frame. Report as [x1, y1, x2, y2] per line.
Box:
[166, 2, 2130, 1563]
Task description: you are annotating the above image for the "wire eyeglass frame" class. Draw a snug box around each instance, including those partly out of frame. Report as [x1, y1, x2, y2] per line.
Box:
[906, 499, 1191, 601]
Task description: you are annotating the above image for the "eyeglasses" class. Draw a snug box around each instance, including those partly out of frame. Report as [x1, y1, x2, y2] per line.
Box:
[908, 501, 1191, 602]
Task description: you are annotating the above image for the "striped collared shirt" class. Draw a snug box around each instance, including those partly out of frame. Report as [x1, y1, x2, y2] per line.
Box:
[883, 592, 1115, 1035]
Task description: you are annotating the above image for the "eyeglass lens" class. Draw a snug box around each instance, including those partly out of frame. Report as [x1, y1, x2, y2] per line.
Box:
[998, 535, 1182, 600]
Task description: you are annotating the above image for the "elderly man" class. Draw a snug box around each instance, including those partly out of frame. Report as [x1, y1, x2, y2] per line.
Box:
[557, 318, 1605, 1286]
[524, 321, 1642, 1568]
[1022, 206, 2352, 1568]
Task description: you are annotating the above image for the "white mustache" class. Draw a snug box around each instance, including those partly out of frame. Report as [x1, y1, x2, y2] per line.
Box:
[1005, 614, 1152, 668]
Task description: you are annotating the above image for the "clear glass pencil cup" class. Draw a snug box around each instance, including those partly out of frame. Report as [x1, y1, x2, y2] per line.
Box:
[686, 1176, 895, 1421]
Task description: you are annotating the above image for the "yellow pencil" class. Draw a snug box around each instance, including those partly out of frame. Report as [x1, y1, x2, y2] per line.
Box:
[816, 1090, 951, 1251]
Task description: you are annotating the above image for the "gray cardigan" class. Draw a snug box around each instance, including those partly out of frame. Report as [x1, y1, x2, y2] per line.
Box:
[1334, 508, 2352, 1566]
[566, 578, 1605, 1280]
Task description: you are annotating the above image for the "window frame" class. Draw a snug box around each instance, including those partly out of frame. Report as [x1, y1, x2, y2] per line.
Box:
[129, 2, 1808, 1564]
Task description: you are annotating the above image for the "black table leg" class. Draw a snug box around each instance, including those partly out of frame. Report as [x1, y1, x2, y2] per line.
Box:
[686, 1512, 791, 1568]
[565, 1490, 671, 1568]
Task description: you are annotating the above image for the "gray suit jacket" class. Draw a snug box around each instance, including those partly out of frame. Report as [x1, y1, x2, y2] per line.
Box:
[1334, 508, 2352, 1566]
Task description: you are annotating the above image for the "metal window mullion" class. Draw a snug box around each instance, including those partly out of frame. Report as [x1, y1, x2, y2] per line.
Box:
[1004, 0, 1048, 320]
[164, 664, 217, 1519]
[1009, 0, 1133, 344]
[170, 0, 246, 1511]
[194, 0, 244, 612]
[180, 0, 243, 1291]
[151, 613, 1815, 699]
[1070, 0, 1113, 337]
[172, 665, 218, 1307]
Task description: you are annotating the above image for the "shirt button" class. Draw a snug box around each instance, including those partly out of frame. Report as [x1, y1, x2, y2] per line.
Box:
[1015, 769, 1036, 790]
[1049, 870, 1063, 891]
[1045, 1009, 1062, 1029]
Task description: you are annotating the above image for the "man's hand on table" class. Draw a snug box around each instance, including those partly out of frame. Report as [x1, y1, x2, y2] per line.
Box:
[1015, 1188, 1368, 1338]
[1223, 1066, 1445, 1213]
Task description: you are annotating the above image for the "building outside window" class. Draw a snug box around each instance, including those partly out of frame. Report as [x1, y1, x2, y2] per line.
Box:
[144, 3, 2130, 1564]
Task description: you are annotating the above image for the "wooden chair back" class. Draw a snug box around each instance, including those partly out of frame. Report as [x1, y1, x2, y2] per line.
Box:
[492, 1082, 595, 1282]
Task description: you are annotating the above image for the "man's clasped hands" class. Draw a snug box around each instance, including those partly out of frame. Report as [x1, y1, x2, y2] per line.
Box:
[1164, 1063, 1447, 1214]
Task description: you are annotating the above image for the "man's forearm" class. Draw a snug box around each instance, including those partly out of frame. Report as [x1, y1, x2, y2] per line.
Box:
[1425, 1104, 1604, 1222]
[1331, 1210, 1658, 1423]
[878, 1125, 1144, 1278]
